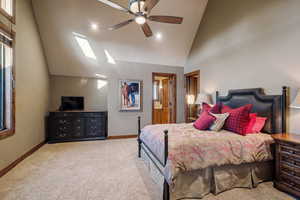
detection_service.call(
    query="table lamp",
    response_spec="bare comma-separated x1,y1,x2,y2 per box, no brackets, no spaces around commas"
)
290,89,300,109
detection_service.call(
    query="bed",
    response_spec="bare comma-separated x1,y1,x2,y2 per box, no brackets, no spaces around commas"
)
137,87,287,200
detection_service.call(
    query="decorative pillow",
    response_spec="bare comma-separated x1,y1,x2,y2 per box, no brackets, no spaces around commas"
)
193,110,216,131
209,112,230,132
252,116,267,133
221,104,232,113
222,104,253,135
246,113,267,134
202,103,221,114
246,113,257,133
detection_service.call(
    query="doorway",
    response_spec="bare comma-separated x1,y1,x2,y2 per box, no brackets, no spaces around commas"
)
185,70,200,123
152,73,177,124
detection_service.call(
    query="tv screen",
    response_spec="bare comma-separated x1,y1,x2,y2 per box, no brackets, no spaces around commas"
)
61,96,84,111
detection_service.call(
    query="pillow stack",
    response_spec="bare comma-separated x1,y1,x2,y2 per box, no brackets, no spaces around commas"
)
194,103,229,131
193,103,267,135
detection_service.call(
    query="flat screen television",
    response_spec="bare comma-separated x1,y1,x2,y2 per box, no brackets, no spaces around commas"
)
61,96,84,111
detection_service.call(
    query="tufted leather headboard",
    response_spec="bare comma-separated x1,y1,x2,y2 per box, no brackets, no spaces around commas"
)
216,87,287,134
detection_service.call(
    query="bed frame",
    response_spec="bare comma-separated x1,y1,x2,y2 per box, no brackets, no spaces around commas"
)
138,87,288,200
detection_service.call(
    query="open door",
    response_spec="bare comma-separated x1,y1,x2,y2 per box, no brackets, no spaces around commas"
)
152,73,177,124
185,70,200,123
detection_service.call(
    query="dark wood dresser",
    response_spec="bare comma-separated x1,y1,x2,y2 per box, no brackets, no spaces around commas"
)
47,111,107,143
272,133,300,198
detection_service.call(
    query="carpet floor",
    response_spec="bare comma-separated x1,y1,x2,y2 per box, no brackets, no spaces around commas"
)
0,139,295,200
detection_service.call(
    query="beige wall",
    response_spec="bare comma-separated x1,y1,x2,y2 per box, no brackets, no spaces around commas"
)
185,0,300,133
50,76,107,111
48,62,185,136
0,0,50,171
47,64,185,137
106,61,185,136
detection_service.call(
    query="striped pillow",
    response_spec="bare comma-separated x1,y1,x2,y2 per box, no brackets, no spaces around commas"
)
209,112,230,131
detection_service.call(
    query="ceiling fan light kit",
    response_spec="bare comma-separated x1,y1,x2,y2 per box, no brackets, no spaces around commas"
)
129,0,146,13
97,0,184,37
135,16,146,25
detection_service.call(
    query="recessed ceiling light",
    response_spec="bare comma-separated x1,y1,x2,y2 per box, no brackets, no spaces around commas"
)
104,49,116,64
91,23,99,31
97,80,108,90
155,32,162,40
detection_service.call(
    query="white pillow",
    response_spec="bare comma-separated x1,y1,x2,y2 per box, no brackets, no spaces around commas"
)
209,112,230,132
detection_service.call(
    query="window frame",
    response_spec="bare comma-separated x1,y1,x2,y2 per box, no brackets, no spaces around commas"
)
0,22,15,139
0,0,16,24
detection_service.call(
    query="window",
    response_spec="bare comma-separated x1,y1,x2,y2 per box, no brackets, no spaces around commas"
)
0,23,15,138
0,0,15,23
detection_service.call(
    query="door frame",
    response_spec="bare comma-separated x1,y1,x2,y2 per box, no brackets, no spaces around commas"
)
184,70,200,123
152,72,177,124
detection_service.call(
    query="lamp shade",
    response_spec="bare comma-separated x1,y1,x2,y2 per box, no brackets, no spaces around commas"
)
290,89,300,109
195,93,212,105
187,95,195,105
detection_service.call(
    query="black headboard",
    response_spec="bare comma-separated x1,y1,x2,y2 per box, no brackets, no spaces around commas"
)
216,87,287,134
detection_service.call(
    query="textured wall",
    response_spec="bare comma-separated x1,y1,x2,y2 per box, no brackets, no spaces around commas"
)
0,0,50,170
50,76,108,111
185,0,300,133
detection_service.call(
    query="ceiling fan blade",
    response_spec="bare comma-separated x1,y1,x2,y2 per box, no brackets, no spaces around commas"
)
108,19,134,30
97,0,135,15
148,16,183,24
141,23,153,37
144,0,159,12
138,0,141,12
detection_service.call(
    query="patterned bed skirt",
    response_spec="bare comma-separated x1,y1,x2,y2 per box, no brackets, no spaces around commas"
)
141,144,273,200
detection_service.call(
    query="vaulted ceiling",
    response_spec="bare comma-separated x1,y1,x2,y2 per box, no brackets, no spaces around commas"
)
32,0,208,77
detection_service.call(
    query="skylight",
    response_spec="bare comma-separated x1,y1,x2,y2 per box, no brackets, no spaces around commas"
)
1,0,13,16
104,49,116,64
73,32,97,60
95,74,107,79
97,80,107,90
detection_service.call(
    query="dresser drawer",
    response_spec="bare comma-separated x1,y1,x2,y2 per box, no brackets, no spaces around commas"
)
50,112,81,118
81,112,106,118
280,171,300,192
280,142,300,154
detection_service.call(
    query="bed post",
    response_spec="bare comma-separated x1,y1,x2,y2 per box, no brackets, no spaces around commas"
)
138,116,142,158
216,91,220,103
282,86,287,133
164,130,169,166
163,130,170,200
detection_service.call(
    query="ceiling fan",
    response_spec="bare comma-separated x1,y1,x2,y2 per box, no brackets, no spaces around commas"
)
97,0,183,37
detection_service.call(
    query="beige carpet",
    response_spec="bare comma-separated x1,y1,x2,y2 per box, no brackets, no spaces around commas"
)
0,139,295,200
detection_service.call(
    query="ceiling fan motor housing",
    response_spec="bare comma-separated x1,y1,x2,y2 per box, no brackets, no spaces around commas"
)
129,0,146,13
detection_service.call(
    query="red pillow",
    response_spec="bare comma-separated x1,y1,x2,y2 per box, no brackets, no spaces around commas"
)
202,103,221,114
246,113,257,133
252,116,267,133
222,104,253,135
193,110,216,130
221,105,232,113
246,113,267,134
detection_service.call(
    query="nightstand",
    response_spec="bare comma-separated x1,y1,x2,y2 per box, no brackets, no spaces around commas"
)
272,133,300,198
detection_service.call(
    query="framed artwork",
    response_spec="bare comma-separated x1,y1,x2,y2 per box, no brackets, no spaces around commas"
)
119,80,142,111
